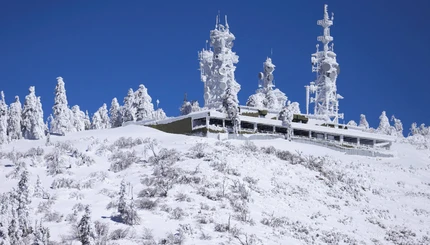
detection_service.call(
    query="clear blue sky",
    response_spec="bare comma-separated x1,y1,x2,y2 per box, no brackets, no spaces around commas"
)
0,0,429,134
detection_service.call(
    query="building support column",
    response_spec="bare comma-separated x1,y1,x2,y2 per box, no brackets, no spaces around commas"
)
254,123,258,133
340,135,344,144
373,139,376,148
357,137,360,146
309,131,312,138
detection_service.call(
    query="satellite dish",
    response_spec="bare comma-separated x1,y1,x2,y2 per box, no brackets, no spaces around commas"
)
329,72,336,79
204,92,209,101
266,73,274,82
335,64,340,75
321,62,331,73
258,72,264,80
219,81,227,90
265,65,274,73
219,67,226,75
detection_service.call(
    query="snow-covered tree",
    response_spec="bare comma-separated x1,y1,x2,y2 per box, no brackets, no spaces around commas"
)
91,112,101,130
377,111,391,135
152,108,167,121
122,88,136,123
223,86,240,134
91,104,110,130
265,90,279,110
16,169,31,237
77,206,94,245
410,122,419,136
289,102,301,115
109,98,122,128
21,86,45,140
117,180,127,216
134,84,154,121
84,110,91,130
0,91,8,145
246,93,266,109
391,115,404,138
33,220,50,245
7,96,22,141
347,120,357,127
51,77,74,135
122,196,140,226
71,105,86,132
180,100,200,116
279,103,294,140
359,114,369,129
33,175,43,198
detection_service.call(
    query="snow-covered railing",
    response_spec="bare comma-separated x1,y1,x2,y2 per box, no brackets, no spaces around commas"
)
292,137,395,158
227,133,285,141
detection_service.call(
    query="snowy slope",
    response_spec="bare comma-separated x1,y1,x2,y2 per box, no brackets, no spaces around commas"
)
1,125,429,244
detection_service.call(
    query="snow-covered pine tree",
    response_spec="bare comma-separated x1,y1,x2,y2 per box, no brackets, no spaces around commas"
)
122,88,136,123
71,105,86,132
289,102,301,115
7,96,22,141
0,91,8,145
122,196,140,226
99,103,110,129
33,175,43,198
377,111,391,135
16,169,31,237
117,180,126,216
152,108,167,121
51,77,74,135
223,85,240,134
77,206,94,245
21,86,45,140
91,111,101,130
279,103,294,140
246,93,265,109
33,220,50,245
410,122,419,136
180,100,192,115
84,110,91,130
180,99,201,116
134,84,154,121
359,114,370,129
391,115,404,138
91,104,110,130
109,98,122,128
264,90,279,110
347,120,357,127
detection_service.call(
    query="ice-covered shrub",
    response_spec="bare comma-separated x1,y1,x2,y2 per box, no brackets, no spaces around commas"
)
175,192,191,202
136,198,158,210
109,150,138,172
260,146,277,155
109,228,130,240
24,147,44,158
170,207,186,220
44,211,63,222
45,148,67,176
188,143,209,159
75,152,95,166
94,221,110,245
54,141,77,153
241,140,258,152
36,200,55,214
385,226,417,245
51,177,79,189
260,212,288,228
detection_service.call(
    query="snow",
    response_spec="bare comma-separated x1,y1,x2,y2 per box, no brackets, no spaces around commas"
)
1,124,429,244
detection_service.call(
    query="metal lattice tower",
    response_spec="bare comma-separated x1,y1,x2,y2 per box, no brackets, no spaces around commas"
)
305,4,343,123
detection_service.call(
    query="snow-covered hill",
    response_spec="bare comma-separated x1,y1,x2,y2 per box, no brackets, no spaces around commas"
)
1,125,429,244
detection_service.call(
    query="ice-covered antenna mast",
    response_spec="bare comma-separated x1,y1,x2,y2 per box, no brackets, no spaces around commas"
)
317,4,334,57
305,4,343,123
